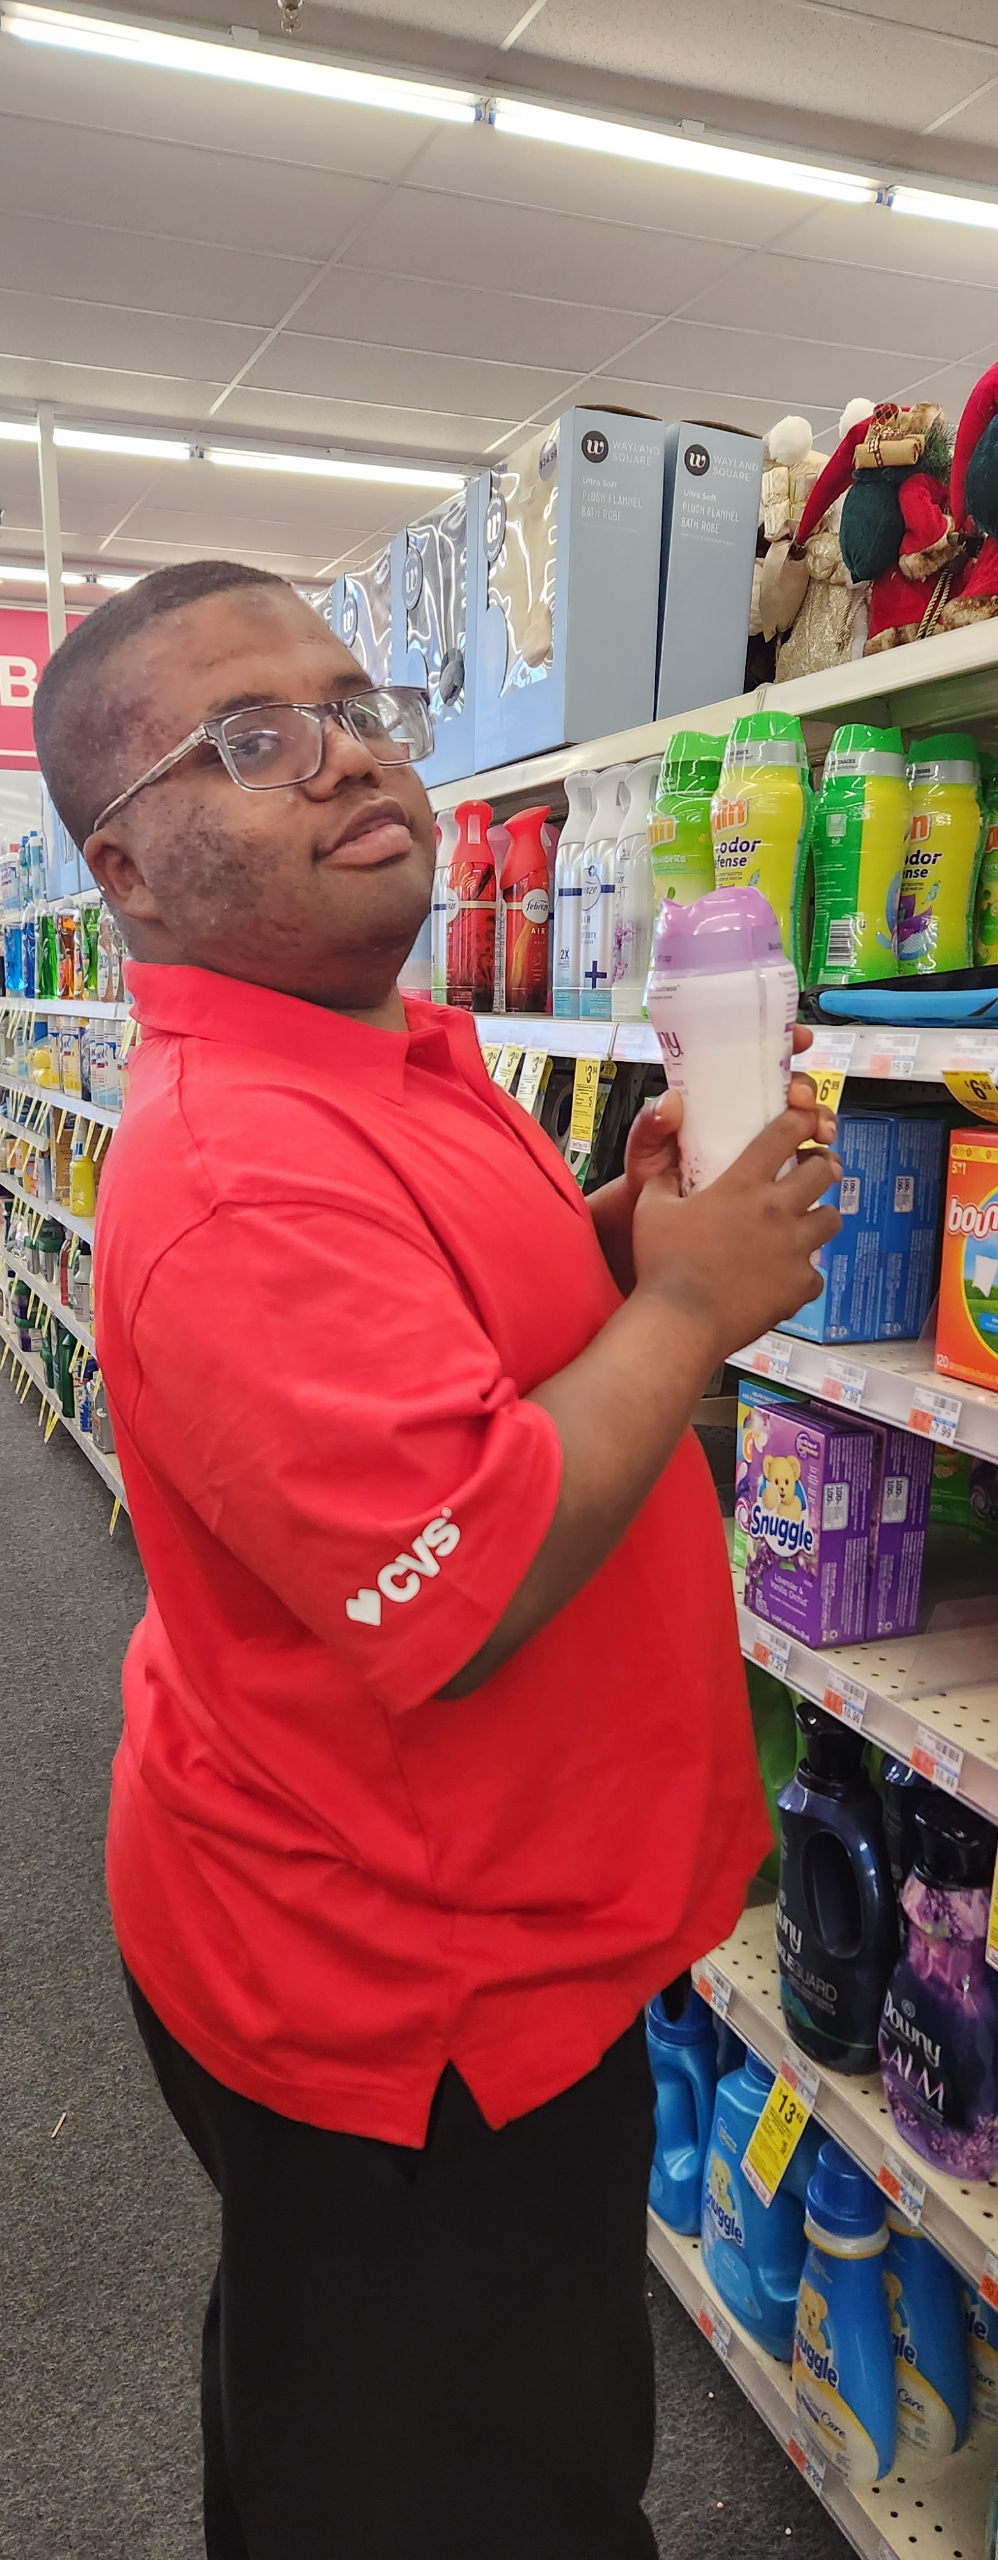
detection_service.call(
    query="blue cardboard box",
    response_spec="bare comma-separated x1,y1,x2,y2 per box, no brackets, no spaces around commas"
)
780,1116,894,1344
656,422,763,719
880,1116,946,1339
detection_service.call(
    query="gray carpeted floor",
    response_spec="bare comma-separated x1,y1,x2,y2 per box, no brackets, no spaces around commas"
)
0,1376,850,2559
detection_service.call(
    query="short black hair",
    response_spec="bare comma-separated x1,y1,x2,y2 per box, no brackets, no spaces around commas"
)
33,558,291,848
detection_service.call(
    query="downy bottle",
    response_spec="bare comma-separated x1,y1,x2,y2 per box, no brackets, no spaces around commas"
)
552,772,594,1018
879,1793,998,2180
880,1756,932,1931
578,765,628,1020
776,1704,899,2072
646,1982,717,2238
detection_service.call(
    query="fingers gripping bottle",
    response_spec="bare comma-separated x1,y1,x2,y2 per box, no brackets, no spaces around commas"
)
793,2141,896,2488
552,772,594,1018
648,731,725,915
645,886,797,1194
611,753,660,1022
579,764,629,1020
430,813,459,1004
711,710,812,983
498,803,552,1014
898,732,985,976
809,723,908,985
445,798,496,1012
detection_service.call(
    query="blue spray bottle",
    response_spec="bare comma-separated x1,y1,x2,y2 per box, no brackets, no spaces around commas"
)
646,1983,717,2236
793,2140,896,2487
883,2209,969,2454
700,2049,822,2361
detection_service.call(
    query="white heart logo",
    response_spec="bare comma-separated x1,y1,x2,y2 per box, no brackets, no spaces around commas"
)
345,1587,382,1627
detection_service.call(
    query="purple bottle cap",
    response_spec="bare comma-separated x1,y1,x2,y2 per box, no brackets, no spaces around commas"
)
652,885,786,975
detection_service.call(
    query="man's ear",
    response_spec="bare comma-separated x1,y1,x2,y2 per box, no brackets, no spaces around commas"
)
84,828,163,926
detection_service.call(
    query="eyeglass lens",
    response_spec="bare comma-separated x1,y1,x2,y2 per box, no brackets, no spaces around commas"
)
217,690,431,788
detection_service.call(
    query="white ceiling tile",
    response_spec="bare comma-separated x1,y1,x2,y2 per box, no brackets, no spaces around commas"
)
772,202,998,289
920,85,998,144
0,355,228,418
408,126,815,251
619,318,903,409
217,384,515,455
849,0,998,38
295,266,648,369
136,472,410,534
567,376,841,443
119,503,390,552
0,114,387,260
0,292,261,384
682,249,998,360
0,211,314,328
893,355,993,412
247,331,575,418
347,185,751,310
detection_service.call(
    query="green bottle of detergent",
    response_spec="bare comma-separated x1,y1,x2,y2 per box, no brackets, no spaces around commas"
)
648,732,725,915
809,723,908,986
974,753,998,968
899,731,985,976
711,710,812,983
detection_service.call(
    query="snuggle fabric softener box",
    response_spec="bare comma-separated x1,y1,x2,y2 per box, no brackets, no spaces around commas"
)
743,1402,875,1648
864,1421,934,1641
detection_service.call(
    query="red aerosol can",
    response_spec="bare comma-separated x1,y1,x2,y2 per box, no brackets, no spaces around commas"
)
446,798,496,1011
499,804,552,1013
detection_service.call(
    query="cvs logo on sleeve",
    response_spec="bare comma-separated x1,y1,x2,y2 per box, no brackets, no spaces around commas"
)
345,1511,461,1628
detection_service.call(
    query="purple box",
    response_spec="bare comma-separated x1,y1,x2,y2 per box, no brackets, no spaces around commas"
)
864,1421,933,1640
743,1403,875,1649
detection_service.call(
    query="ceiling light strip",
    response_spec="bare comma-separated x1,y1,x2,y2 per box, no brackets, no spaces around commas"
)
491,96,876,204
0,1,479,119
205,448,462,487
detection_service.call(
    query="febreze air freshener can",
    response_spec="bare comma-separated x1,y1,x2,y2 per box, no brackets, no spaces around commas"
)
898,731,984,976
711,710,811,982
809,723,908,985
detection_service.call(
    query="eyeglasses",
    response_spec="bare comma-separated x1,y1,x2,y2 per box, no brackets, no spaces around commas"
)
90,685,434,835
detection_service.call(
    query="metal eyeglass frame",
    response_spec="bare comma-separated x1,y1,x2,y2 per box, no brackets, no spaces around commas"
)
89,685,434,836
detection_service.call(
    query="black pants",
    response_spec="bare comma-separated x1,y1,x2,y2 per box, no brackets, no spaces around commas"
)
127,1973,660,2560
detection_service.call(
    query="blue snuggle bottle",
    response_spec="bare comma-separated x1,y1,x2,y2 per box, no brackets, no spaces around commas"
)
883,2209,970,2454
793,2139,896,2486
647,1982,717,2236
700,2048,821,2360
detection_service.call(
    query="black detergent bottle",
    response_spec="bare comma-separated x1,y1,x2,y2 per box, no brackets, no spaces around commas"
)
776,1705,900,2073
880,1756,933,1929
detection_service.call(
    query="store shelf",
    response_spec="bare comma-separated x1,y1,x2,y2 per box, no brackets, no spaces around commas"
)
0,994,128,1020
0,1310,125,1510
0,1171,94,1244
1,1074,120,1129
430,619,998,814
647,2212,992,2560
472,1014,998,1084
4,1249,94,1355
735,1591,998,1829
700,1902,998,2291
733,1330,998,1466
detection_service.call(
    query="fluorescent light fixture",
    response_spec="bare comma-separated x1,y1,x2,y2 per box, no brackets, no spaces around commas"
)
887,183,998,233
1,3,479,120
96,572,140,587
207,446,464,489
0,420,38,443
492,96,877,203
0,563,87,583
55,426,191,458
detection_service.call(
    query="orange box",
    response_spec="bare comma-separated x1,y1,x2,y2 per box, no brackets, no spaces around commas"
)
936,1129,998,1392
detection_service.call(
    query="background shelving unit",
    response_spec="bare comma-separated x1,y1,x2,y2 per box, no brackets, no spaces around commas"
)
0,1307,125,1510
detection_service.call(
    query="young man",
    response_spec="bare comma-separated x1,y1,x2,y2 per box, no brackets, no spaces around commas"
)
34,561,839,2560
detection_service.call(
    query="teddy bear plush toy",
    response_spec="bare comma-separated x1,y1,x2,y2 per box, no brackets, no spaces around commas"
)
791,401,962,655
940,358,998,628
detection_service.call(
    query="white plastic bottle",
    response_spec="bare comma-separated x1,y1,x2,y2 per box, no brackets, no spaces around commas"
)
612,753,660,1022
430,811,458,1004
579,765,629,1021
552,772,594,1018
645,886,798,1194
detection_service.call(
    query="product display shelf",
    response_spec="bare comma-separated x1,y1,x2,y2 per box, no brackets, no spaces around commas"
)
0,1308,126,1509
735,1590,998,1829
733,1329,998,1466
0,1171,94,1245
5,1248,94,1356
646,2211,992,2560
2,1074,120,1131
430,617,998,817
0,994,128,1021
698,1900,998,2290
474,1015,998,1084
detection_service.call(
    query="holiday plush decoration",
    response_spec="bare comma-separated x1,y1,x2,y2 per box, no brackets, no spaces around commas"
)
775,397,877,681
940,359,998,628
756,416,829,640
792,401,961,655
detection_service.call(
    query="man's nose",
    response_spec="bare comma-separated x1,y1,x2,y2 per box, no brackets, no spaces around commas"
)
299,711,383,798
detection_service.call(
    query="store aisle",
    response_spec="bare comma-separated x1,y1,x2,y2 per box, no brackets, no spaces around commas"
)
0,1383,849,2560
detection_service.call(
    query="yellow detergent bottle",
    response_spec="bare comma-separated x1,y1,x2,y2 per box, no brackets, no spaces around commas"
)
69,1123,96,1220
973,754,998,968
809,723,908,985
711,709,812,982
648,731,725,911
898,730,985,976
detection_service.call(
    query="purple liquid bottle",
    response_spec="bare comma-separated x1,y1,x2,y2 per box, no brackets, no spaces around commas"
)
879,1794,998,2182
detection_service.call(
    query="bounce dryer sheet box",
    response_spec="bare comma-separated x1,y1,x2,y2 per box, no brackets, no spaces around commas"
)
863,1419,933,1641
743,1400,876,1650
326,550,396,686
880,1115,946,1339
779,1115,895,1346
391,479,485,790
473,408,667,771
656,422,764,720
936,1129,998,1394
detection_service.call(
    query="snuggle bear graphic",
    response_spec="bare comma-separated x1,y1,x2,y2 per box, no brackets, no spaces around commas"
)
760,1455,806,1521
796,2279,831,2355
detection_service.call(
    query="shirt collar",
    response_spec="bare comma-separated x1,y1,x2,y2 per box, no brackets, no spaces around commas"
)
126,963,482,1101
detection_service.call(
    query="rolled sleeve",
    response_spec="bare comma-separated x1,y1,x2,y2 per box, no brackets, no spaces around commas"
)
128,1199,563,1708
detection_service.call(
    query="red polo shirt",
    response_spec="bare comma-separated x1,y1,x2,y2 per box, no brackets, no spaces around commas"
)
98,963,767,2144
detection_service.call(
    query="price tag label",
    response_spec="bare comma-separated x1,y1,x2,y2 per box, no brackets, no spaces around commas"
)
819,1356,867,1410
493,1044,524,1092
515,1050,549,1117
787,2432,826,2495
746,1332,793,1382
693,1958,730,2020
942,1067,998,1125
697,2303,732,2362
742,2050,820,2206
821,1671,867,1730
807,1066,848,1114
877,2147,926,2224
907,1384,962,1445
480,1045,501,1076
910,1725,965,1795
979,2251,998,2313
748,1619,792,1679
867,1031,920,1080
570,1055,602,1147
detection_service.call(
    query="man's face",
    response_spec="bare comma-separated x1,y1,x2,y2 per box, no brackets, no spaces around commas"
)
85,584,437,1008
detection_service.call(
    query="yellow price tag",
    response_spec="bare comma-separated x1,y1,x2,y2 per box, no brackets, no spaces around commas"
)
742,2052,819,2205
808,1067,846,1115
516,1051,550,1117
942,1068,998,1125
480,1045,501,1077
493,1044,524,1092
570,1055,602,1147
